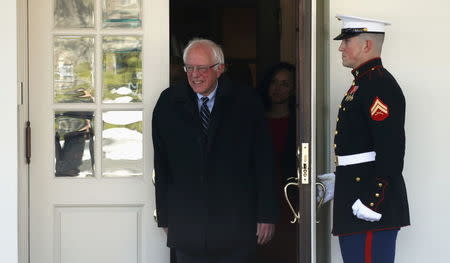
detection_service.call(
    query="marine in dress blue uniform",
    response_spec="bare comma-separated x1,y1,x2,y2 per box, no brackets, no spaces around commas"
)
331,15,410,263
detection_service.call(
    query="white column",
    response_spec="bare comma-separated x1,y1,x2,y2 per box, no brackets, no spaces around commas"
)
0,0,18,262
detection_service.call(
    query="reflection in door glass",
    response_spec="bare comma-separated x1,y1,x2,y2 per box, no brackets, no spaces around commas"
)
102,36,143,103
102,0,142,28
54,0,94,28
102,111,143,177
54,36,95,103
54,111,95,177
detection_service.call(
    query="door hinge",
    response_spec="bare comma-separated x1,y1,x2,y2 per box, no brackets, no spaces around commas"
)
25,121,31,164
18,81,24,105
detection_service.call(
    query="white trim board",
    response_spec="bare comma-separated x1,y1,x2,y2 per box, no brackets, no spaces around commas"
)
0,0,18,262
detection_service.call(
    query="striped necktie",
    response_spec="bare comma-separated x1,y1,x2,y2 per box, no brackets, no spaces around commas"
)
200,97,210,136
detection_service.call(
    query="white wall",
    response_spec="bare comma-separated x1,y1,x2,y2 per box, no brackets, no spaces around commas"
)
328,1,450,262
0,0,18,262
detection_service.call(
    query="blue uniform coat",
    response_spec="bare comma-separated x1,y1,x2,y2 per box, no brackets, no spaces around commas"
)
333,58,410,235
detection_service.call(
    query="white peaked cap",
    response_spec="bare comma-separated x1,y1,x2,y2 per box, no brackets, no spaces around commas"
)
334,15,391,40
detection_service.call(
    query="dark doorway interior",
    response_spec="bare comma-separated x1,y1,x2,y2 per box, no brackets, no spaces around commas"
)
169,0,298,262
170,0,285,88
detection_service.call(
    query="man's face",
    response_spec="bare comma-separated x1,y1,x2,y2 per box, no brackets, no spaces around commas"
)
185,44,223,96
338,36,365,69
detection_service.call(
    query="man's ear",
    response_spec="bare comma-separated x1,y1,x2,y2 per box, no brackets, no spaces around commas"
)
364,39,373,53
216,64,225,77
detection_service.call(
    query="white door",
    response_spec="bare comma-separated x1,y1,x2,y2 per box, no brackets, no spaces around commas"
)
28,0,169,262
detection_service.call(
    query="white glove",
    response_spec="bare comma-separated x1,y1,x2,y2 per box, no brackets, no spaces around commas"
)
317,173,335,203
352,199,382,222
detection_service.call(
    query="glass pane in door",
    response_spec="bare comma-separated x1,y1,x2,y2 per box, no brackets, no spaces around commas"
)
102,0,142,28
54,111,95,177
54,0,95,28
54,36,95,103
102,36,143,103
102,111,143,177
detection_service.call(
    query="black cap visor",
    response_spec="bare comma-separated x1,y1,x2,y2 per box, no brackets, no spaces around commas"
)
334,28,385,40
333,32,362,40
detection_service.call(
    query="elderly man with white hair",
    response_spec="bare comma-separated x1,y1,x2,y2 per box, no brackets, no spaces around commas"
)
152,38,278,263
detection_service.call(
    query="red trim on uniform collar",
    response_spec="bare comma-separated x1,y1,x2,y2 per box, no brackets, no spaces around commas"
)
352,57,383,78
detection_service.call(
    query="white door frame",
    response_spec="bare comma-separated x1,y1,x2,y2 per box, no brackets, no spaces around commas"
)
18,0,30,261
2,0,19,263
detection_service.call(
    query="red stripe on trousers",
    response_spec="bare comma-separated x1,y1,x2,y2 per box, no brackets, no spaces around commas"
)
365,231,373,263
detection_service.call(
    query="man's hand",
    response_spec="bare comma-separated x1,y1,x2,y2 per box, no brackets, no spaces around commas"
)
163,227,168,234
256,223,275,245
352,199,382,222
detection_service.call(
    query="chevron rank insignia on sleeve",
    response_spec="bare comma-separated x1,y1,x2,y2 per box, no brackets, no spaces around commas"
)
370,96,389,121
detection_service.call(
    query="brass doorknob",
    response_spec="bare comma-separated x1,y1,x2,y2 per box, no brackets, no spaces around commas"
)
284,180,300,224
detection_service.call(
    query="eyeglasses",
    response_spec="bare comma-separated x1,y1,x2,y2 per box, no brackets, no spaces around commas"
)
183,63,219,74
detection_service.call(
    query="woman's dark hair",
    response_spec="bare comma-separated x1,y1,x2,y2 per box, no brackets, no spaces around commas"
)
258,62,296,112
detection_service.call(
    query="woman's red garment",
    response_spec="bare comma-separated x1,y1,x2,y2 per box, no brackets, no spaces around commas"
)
256,116,297,263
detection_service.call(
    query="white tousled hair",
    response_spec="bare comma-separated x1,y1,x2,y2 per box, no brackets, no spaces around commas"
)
182,38,225,65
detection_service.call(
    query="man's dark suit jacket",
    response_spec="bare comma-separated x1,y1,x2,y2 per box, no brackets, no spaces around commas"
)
152,75,278,254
